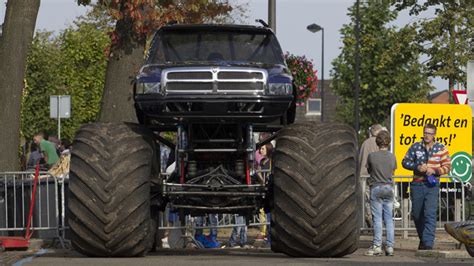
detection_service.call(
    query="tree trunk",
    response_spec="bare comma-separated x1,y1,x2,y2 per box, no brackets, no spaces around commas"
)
0,0,40,171
98,19,145,123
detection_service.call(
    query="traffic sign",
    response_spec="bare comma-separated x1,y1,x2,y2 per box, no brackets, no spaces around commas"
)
452,90,468,104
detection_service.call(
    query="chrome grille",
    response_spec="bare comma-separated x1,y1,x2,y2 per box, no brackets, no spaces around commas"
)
218,82,264,91
166,83,213,91
168,72,212,80
163,67,267,94
218,72,263,80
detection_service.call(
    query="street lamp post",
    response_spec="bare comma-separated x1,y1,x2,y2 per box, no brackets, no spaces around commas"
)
354,0,361,134
268,0,276,33
306,23,324,122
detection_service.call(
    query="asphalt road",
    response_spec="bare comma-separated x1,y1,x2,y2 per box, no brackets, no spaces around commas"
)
13,247,474,266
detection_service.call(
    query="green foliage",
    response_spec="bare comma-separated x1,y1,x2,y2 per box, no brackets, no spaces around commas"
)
21,20,110,141
394,1,474,90
284,52,318,105
22,32,63,140
331,1,433,136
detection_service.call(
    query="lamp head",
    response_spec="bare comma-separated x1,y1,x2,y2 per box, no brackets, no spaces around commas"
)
307,23,322,33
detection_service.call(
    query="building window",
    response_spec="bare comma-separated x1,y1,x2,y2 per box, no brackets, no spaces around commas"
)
306,98,321,115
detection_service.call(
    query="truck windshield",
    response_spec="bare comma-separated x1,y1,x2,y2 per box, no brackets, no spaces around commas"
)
149,29,285,65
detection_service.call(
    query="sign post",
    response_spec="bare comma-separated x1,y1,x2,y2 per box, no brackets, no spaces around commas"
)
468,60,474,116
50,95,71,140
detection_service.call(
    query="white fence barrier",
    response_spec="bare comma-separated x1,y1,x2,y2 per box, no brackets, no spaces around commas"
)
0,171,67,247
5,170,468,248
360,175,469,238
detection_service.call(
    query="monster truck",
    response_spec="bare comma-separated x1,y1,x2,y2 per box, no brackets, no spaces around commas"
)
68,23,360,257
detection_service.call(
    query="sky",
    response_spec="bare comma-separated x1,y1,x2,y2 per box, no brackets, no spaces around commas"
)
0,0,446,91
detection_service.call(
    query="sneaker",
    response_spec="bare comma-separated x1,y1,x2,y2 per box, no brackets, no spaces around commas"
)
418,242,433,250
365,245,383,256
385,246,394,256
255,234,265,241
242,244,253,249
161,237,170,249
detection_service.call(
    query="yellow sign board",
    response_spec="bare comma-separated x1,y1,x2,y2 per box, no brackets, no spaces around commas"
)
391,103,472,182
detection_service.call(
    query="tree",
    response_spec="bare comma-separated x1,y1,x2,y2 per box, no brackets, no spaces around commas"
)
0,0,40,171
22,18,110,142
331,1,433,136
77,0,234,123
394,1,474,102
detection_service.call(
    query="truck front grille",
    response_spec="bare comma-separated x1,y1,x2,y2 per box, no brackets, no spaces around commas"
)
166,83,213,91
167,72,212,80
218,82,264,91
217,72,264,80
162,67,267,94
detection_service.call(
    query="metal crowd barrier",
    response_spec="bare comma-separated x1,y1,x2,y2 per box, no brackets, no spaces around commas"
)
0,171,68,247
3,170,469,248
159,213,267,231
360,175,468,238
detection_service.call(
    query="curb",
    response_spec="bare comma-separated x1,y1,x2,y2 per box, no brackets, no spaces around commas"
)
415,249,472,259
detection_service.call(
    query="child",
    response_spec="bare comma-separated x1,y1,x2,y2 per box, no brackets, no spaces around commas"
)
365,130,397,256
256,143,273,242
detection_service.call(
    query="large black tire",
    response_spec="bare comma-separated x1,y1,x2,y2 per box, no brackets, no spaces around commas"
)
271,122,360,257
68,123,156,257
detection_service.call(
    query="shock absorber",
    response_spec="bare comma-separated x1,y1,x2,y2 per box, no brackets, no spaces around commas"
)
235,160,244,178
246,124,255,185
188,161,197,178
177,125,187,184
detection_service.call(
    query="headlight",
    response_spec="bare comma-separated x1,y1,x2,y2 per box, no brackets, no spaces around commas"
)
136,82,161,94
267,83,293,95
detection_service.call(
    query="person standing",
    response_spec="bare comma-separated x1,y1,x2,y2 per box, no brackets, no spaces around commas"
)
402,123,451,250
359,124,383,227
225,215,249,248
26,142,44,170
255,143,273,242
33,132,59,169
365,131,397,256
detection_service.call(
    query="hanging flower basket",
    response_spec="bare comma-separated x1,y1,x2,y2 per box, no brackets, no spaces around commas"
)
285,52,318,106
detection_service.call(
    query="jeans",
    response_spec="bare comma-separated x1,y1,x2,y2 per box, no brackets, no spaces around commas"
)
195,214,218,236
370,184,394,247
229,215,247,246
410,182,439,248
